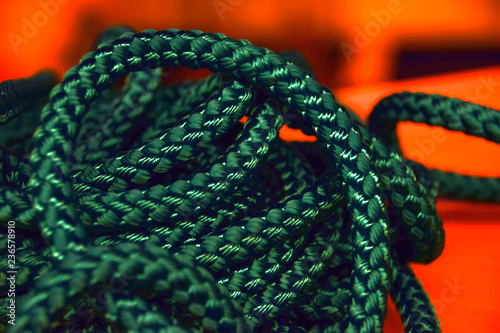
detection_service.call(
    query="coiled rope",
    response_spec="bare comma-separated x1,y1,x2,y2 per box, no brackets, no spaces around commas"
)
0,26,499,333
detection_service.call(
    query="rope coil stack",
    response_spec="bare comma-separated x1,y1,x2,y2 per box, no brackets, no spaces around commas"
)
0,26,499,332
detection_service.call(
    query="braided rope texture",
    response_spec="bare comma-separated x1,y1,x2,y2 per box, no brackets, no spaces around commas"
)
0,26,499,332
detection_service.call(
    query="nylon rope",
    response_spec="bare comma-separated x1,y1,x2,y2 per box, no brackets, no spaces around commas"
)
0,26,498,333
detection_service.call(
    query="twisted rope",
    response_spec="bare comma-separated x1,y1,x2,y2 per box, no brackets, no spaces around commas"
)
369,91,500,202
0,26,498,332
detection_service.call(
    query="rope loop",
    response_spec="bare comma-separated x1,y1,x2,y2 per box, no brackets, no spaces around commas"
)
1,25,497,332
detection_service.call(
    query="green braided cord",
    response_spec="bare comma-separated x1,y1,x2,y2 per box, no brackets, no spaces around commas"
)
72,78,254,194
0,71,57,126
0,150,31,190
389,255,441,333
431,170,500,201
74,26,164,169
72,88,120,171
0,78,254,229
72,67,163,167
77,91,274,235
368,91,500,201
3,26,498,332
13,243,249,332
0,27,422,330
140,74,228,143
0,72,57,190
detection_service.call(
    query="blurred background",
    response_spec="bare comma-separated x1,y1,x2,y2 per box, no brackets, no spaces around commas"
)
0,0,499,86
1,1,499,332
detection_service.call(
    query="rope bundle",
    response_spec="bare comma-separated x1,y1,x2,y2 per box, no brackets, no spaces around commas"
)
0,26,499,333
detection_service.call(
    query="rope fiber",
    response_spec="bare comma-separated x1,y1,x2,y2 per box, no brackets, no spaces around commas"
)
0,26,499,333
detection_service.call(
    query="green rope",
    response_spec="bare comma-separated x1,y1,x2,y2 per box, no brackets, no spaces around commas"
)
369,91,500,202
0,26,498,332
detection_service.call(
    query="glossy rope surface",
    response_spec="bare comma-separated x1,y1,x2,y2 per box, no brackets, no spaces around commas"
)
0,27,498,333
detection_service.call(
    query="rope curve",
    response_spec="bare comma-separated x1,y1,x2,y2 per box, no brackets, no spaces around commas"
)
0,26,498,333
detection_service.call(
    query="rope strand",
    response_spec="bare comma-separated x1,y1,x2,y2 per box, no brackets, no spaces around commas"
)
1,26,497,332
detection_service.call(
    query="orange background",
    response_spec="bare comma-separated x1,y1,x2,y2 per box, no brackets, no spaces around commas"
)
1,1,499,332
336,68,500,333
